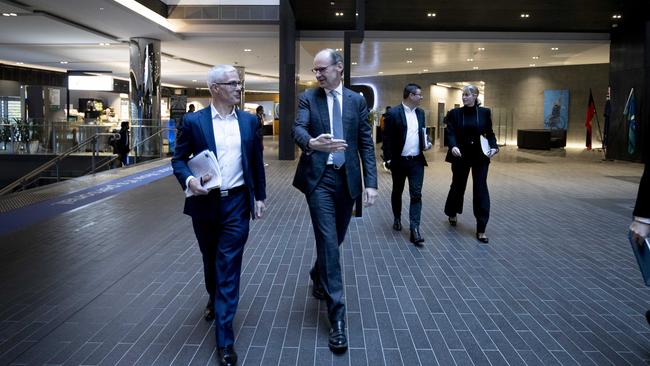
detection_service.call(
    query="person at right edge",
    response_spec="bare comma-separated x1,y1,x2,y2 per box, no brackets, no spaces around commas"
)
382,83,430,245
444,85,498,243
630,137,649,323
293,48,378,354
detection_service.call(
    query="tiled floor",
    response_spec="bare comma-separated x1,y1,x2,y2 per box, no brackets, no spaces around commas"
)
0,142,649,366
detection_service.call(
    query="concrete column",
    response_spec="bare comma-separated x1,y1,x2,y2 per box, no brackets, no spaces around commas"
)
278,0,297,160
129,37,161,158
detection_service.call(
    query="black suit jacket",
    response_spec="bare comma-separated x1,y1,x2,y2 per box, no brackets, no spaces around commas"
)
171,106,266,220
634,162,649,218
445,105,498,163
381,103,428,167
292,87,377,199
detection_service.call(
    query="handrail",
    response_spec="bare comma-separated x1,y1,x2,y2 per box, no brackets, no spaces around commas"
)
132,127,174,164
0,132,119,196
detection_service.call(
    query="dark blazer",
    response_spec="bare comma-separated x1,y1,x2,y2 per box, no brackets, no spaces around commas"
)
292,87,377,198
381,103,428,166
171,106,266,220
634,162,649,218
445,105,498,162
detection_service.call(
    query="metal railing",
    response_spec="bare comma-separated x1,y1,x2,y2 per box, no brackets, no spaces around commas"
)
0,132,119,196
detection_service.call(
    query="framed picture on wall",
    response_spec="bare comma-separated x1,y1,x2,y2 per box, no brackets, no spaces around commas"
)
543,90,569,130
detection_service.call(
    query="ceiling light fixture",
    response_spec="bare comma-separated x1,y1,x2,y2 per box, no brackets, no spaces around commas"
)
112,0,176,32
532,56,539,59
529,64,536,67
335,12,344,16
423,69,429,72
335,48,342,52
478,47,485,51
192,79,197,82
437,83,452,88
406,60,413,64
551,47,559,51
405,47,413,51
244,48,252,52
378,71,383,74
59,61,68,64
16,62,24,65
330,1,335,5
427,12,436,17
351,62,357,65
2,13,17,16
612,14,622,19
467,58,474,62
473,66,479,70
520,13,530,18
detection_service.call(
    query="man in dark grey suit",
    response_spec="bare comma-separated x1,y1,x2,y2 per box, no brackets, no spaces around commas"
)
292,48,378,353
382,83,430,245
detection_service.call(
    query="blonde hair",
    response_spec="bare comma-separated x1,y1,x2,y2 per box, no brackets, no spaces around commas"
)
462,85,481,106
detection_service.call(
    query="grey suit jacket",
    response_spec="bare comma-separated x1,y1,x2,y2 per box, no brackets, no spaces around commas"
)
292,87,377,199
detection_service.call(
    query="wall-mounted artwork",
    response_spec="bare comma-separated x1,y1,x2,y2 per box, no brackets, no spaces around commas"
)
543,90,569,130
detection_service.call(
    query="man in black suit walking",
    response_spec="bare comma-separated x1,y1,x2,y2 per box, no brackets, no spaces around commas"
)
292,48,378,353
382,83,430,245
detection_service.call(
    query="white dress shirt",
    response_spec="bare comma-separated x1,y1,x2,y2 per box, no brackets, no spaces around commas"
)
323,83,344,165
401,103,420,156
185,104,244,193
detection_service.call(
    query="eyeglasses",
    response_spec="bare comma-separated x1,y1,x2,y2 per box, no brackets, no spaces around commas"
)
213,81,243,88
411,93,423,98
311,63,336,74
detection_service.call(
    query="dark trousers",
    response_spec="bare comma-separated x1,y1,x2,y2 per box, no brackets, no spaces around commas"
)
306,166,354,323
191,190,250,347
444,156,490,233
391,158,424,230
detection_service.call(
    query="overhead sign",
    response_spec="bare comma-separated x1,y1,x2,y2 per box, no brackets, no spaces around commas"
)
68,75,113,91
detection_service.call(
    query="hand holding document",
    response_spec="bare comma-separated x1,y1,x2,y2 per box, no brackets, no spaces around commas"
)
186,149,222,197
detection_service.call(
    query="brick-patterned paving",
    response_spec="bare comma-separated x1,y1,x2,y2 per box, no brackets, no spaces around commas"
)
1,144,649,365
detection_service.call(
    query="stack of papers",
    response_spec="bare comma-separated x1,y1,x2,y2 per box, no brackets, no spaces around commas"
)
186,149,222,197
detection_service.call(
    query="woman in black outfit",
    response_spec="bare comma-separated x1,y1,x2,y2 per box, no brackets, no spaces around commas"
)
444,85,498,243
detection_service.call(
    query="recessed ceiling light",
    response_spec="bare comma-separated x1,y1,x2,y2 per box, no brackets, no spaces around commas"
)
529,64,536,67
99,43,110,46
16,62,24,65
405,47,413,51
520,13,530,18
244,48,252,52
406,60,413,64
59,61,68,64
612,14,622,19
351,62,357,65
99,7,104,10
10,12,17,16
2,13,11,16
192,79,197,82
532,56,539,59
378,71,383,74
422,69,429,72
467,58,474,62
473,66,479,70
335,12,343,16
477,47,485,51
427,12,436,17
335,48,342,52
551,47,559,51
330,1,335,5
355,12,358,16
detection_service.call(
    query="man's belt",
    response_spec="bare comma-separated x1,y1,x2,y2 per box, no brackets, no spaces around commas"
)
220,185,247,197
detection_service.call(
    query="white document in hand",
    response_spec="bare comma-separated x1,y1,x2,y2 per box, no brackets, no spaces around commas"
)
480,135,491,157
186,149,222,197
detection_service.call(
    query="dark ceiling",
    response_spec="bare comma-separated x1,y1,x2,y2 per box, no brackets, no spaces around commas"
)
290,0,629,33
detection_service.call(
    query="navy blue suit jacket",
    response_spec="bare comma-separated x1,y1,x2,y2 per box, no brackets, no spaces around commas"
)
292,87,377,199
171,106,266,220
381,103,428,166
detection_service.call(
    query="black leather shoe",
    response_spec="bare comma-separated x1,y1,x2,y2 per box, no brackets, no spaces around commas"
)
476,233,489,243
309,269,326,300
328,320,348,354
410,228,424,246
218,345,237,366
204,299,215,321
645,310,650,325
448,216,457,227
393,218,402,231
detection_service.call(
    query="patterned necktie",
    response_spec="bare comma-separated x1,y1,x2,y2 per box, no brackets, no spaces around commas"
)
330,90,345,168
